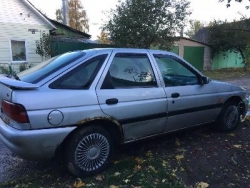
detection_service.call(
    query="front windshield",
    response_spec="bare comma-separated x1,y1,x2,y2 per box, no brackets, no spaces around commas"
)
19,51,85,84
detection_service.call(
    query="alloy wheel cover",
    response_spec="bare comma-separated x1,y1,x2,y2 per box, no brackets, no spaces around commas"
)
75,133,110,171
224,105,239,129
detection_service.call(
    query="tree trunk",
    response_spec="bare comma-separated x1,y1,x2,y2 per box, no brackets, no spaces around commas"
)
239,49,247,71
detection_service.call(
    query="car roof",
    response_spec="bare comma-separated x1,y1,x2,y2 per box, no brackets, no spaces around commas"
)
86,48,176,56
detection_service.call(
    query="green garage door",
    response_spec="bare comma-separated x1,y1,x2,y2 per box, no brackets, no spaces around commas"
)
171,46,179,55
183,46,204,71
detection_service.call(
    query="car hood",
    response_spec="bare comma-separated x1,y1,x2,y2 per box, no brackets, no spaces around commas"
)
210,79,245,93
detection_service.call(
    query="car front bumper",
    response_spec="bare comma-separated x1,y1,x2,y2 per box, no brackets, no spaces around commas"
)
242,98,248,115
0,117,76,160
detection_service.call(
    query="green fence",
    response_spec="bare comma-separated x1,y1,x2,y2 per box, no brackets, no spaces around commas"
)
51,41,116,56
52,41,181,57
171,46,179,55
212,51,244,70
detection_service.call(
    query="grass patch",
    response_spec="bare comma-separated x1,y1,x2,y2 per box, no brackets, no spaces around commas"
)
202,69,250,80
0,151,185,188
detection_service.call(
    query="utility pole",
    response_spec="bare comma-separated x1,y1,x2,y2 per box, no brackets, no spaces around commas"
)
62,0,68,26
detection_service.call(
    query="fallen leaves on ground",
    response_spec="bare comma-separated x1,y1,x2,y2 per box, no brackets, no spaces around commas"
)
113,160,119,164
134,165,141,171
73,178,85,188
175,138,181,146
175,154,184,162
109,185,119,188
148,165,157,173
123,179,130,183
228,133,236,137
196,182,209,188
162,160,168,167
134,157,144,164
95,175,104,181
114,172,121,176
146,150,153,158
233,144,242,148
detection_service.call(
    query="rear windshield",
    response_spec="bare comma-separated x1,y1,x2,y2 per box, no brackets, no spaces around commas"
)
18,51,85,84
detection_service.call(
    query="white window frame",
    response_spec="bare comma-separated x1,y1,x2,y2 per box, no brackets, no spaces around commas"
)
10,39,28,63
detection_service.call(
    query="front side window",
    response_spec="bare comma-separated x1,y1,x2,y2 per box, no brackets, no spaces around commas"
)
102,53,157,89
154,54,199,86
11,40,26,62
50,54,108,89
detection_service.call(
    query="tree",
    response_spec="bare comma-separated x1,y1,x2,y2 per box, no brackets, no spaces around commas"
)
219,0,249,9
55,0,89,32
185,20,205,39
97,31,110,44
55,9,63,22
103,0,191,50
36,31,54,60
208,19,250,70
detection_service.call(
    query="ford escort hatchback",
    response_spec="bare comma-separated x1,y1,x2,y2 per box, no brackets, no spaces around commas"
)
0,48,248,177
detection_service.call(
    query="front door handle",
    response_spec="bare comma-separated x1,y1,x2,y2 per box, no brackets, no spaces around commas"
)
171,93,180,98
106,98,118,105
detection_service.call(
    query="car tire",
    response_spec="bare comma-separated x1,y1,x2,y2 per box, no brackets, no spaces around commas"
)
217,101,240,132
65,125,114,177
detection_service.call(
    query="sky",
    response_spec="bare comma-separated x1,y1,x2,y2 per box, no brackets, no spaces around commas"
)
29,0,250,40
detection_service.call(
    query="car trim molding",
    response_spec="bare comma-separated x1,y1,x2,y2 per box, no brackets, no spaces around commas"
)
119,103,223,124
168,103,223,116
119,112,167,125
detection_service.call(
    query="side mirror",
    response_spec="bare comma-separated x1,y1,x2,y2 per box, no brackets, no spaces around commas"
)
200,76,210,85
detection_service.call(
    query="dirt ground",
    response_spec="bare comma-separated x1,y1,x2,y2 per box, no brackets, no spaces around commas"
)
138,121,250,188
169,75,250,187
167,75,250,188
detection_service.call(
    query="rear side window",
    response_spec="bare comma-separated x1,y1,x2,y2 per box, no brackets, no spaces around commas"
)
102,53,157,89
19,51,85,84
50,54,108,89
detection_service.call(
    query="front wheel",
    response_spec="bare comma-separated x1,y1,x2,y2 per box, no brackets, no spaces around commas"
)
217,101,240,132
65,126,114,177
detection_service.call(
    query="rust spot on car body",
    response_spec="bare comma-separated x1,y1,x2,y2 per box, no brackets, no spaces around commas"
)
76,116,120,126
76,116,123,143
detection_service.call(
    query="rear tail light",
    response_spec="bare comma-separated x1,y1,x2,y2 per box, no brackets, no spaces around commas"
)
1,100,29,123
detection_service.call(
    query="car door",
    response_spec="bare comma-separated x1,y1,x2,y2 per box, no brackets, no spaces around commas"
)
151,53,222,132
96,49,167,142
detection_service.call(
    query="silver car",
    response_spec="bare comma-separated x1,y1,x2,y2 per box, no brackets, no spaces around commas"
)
0,48,248,177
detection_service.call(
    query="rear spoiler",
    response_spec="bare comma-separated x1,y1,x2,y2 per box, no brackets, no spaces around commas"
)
0,77,39,89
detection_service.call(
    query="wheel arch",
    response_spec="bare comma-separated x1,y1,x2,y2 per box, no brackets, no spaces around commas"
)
224,96,245,115
55,117,124,158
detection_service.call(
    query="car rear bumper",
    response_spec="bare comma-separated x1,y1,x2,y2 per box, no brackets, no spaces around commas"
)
0,117,76,160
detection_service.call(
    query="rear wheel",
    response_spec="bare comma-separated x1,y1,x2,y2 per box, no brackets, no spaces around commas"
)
65,126,114,177
217,101,240,132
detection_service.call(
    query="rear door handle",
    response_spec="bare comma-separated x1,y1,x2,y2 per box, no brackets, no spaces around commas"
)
106,98,118,105
171,93,180,98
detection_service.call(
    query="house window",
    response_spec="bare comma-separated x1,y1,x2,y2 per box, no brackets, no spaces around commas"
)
11,40,27,62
